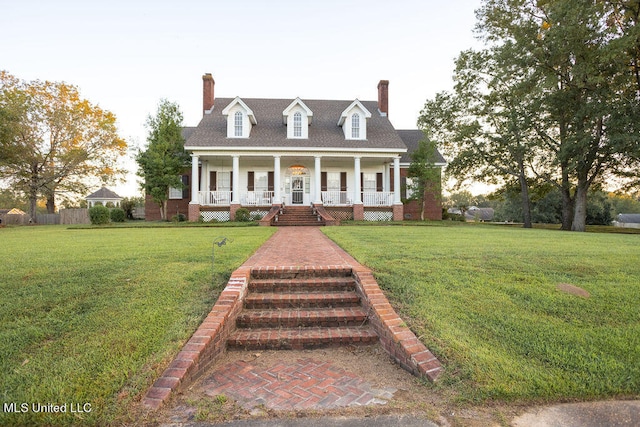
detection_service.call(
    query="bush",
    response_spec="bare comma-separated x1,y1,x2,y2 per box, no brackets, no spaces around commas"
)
110,208,126,223
234,208,251,222
89,205,110,225
171,213,186,222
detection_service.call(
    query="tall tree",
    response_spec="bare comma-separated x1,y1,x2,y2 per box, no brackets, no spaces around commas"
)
136,99,190,221
419,44,539,228
423,0,640,231
406,136,441,221
0,71,127,219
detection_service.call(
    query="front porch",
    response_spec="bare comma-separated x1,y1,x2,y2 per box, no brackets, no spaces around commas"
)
187,152,405,223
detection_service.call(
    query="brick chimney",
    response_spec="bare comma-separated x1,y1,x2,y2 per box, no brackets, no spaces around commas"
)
377,80,389,117
203,73,215,114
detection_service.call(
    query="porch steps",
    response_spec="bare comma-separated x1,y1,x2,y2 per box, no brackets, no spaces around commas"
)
228,267,378,350
272,206,325,226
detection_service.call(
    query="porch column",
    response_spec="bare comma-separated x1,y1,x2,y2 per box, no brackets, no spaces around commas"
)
393,156,401,204
384,162,391,192
353,156,362,204
353,156,363,220
273,155,281,205
231,155,240,203
190,154,199,203
188,154,200,222
314,156,322,205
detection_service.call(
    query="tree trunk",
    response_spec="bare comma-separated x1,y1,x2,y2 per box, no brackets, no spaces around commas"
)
46,193,56,214
160,200,167,221
571,180,589,232
560,163,573,230
518,161,532,228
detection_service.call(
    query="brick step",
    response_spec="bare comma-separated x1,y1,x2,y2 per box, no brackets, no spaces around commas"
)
236,307,367,328
227,326,378,350
274,207,325,226
250,266,353,280
244,291,360,309
249,277,356,293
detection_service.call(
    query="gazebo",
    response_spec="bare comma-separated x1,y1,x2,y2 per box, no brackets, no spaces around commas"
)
86,187,122,208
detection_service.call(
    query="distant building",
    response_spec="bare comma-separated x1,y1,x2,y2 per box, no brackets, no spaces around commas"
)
614,213,640,229
86,187,122,208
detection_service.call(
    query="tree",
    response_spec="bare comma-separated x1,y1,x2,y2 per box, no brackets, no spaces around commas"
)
0,71,127,220
419,44,538,228
136,100,190,221
422,0,640,231
406,136,441,220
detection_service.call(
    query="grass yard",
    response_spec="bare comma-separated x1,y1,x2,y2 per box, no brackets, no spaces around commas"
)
0,225,275,426
323,225,640,404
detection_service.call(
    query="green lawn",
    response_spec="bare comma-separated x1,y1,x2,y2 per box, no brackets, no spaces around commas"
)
0,225,275,426
323,225,640,404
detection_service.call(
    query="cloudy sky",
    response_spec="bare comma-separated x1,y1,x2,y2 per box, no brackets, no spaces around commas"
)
1,0,484,197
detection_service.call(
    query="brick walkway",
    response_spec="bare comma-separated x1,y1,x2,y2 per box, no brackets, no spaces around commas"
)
242,226,355,268
197,227,396,411
144,226,443,414
201,358,397,411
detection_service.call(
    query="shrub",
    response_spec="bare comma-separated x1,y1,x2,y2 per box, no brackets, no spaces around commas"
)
110,208,126,223
89,205,110,225
171,213,186,222
234,208,251,222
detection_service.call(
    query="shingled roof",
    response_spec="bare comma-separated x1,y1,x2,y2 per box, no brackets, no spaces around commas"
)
86,187,122,200
397,129,446,164
185,98,407,152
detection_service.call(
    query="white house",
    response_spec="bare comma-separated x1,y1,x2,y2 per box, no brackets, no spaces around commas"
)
145,74,445,224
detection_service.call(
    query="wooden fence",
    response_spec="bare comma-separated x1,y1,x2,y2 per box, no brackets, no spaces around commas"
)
36,213,60,224
0,214,30,225
60,208,90,224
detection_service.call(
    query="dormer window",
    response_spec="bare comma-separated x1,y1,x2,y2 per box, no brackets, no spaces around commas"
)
338,99,372,140
222,97,257,138
234,111,243,137
293,112,302,137
351,113,360,139
283,98,313,139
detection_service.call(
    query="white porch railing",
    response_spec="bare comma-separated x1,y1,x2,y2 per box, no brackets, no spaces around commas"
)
321,191,351,206
199,191,231,206
321,191,394,207
363,192,394,207
241,191,274,206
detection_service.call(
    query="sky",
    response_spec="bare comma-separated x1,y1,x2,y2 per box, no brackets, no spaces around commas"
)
1,0,484,198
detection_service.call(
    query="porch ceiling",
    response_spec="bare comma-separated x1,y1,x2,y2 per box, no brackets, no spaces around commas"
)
197,154,398,168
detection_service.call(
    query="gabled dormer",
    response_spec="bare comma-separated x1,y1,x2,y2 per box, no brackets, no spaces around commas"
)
338,99,372,140
283,98,313,139
221,97,257,138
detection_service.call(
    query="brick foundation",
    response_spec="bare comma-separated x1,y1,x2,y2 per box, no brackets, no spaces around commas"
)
353,204,364,221
393,204,403,221
229,203,241,221
188,203,200,222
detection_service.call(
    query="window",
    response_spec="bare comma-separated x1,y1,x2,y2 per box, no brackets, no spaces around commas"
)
218,171,231,191
327,172,341,191
234,111,243,137
362,173,377,192
293,112,302,137
351,113,360,139
254,172,268,191
169,175,189,199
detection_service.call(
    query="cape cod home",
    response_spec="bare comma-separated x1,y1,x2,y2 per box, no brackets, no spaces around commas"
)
144,74,445,224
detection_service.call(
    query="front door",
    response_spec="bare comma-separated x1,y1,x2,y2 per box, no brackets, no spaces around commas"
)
291,176,304,204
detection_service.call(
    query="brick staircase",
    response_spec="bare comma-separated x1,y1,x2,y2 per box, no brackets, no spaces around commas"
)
228,267,378,350
273,205,325,226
